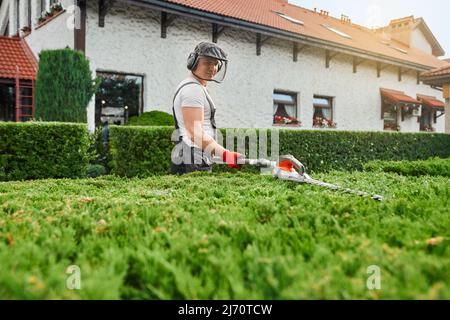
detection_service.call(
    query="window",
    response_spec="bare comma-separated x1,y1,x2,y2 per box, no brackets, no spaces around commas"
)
380,41,408,54
40,0,46,14
321,24,352,39
28,0,32,27
16,0,20,34
273,91,299,125
381,100,399,131
272,11,304,26
95,71,144,126
313,96,335,128
0,83,16,122
420,108,434,132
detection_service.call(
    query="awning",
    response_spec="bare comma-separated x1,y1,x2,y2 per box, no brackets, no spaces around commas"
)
417,94,446,109
380,88,421,106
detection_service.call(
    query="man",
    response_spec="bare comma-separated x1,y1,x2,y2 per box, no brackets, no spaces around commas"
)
171,42,244,174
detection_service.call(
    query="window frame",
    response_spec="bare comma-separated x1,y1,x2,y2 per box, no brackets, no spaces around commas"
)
272,90,299,126
381,99,399,131
313,95,334,128
95,70,145,127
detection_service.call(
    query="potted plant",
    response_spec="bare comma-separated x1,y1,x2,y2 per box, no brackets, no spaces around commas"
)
51,3,63,13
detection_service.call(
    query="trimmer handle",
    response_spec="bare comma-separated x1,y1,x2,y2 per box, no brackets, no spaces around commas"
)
242,158,275,168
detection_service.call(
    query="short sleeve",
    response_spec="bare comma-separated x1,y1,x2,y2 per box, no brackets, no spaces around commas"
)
179,84,206,109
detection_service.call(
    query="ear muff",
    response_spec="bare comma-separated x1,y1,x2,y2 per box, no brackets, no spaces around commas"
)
187,52,198,71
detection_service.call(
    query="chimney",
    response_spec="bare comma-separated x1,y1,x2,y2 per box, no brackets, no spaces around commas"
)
341,14,350,24
319,10,329,17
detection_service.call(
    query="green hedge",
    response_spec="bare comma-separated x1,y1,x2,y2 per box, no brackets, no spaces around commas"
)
0,122,90,181
109,127,450,177
364,157,450,177
109,126,174,177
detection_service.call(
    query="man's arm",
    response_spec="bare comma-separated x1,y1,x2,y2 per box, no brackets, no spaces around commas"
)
182,107,226,158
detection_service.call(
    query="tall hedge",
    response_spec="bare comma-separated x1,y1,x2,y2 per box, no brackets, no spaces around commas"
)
0,122,90,181
108,127,450,176
35,48,101,122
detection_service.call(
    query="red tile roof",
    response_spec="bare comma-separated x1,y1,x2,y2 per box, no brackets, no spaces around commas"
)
421,64,450,77
417,94,445,108
380,88,421,105
0,36,38,80
167,0,447,69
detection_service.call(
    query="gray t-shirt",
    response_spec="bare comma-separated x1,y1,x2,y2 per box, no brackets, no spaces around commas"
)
173,76,216,148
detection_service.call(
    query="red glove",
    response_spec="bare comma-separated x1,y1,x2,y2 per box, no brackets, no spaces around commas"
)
222,150,245,169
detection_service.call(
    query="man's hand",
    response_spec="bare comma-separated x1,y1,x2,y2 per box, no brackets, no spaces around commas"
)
222,150,245,169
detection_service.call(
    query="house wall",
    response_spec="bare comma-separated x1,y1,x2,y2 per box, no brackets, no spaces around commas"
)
24,8,75,55
84,1,444,133
411,28,433,55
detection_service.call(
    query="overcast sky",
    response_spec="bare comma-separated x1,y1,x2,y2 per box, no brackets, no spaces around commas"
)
289,0,450,59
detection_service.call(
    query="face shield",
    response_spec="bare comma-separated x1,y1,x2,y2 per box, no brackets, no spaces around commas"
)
190,42,228,84
196,55,228,83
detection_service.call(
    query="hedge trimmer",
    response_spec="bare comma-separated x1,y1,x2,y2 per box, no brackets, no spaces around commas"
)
229,155,384,201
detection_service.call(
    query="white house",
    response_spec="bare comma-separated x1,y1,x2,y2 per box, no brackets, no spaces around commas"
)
0,0,448,133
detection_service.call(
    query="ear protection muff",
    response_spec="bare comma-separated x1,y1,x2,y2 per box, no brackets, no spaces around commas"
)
187,52,199,71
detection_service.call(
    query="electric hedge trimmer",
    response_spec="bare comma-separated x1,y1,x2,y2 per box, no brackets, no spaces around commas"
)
223,155,384,201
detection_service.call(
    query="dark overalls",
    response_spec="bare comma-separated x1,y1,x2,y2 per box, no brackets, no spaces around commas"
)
171,82,217,175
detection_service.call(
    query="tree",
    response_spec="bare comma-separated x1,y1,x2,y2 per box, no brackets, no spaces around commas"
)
35,48,101,122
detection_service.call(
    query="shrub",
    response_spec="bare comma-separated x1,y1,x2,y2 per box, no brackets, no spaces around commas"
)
127,111,175,126
0,122,90,181
35,48,101,122
86,164,107,178
364,157,450,177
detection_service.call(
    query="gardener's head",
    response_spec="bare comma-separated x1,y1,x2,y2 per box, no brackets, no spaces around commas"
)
187,42,228,83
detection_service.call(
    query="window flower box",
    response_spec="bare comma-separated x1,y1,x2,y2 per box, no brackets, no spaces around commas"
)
274,115,301,126
37,3,64,28
313,117,337,128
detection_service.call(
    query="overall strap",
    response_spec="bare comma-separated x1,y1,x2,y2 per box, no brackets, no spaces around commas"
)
172,81,199,130
172,81,217,142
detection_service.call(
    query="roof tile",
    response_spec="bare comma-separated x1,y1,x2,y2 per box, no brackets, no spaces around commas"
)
167,0,447,69
0,36,38,80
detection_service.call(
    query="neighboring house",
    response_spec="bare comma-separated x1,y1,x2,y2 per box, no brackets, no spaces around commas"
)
421,64,450,132
0,36,37,122
0,0,448,133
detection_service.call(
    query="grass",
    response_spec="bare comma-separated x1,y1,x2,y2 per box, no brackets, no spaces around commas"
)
0,170,449,299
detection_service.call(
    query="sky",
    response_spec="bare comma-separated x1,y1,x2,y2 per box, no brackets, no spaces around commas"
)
289,0,450,59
